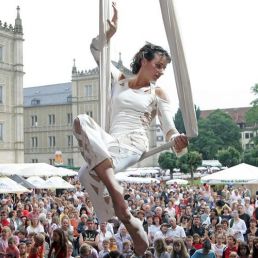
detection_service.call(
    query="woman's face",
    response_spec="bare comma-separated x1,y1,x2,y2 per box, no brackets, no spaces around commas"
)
142,54,168,82
173,243,182,253
52,231,60,242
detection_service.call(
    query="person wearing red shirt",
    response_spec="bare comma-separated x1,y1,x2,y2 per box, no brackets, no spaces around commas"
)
222,235,238,258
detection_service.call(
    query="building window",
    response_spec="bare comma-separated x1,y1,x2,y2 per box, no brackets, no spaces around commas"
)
32,159,38,163
49,159,55,165
0,85,2,104
245,133,250,139
0,123,3,141
31,99,40,105
0,46,3,62
48,114,55,125
67,113,73,124
85,85,93,97
68,158,74,166
31,115,38,127
67,135,73,147
250,132,254,138
86,111,93,118
31,137,38,148
48,136,56,147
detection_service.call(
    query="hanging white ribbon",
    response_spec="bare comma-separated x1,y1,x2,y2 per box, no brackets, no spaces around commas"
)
159,0,198,138
99,0,111,131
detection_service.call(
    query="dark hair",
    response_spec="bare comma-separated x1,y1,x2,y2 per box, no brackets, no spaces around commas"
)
48,228,68,258
237,241,250,256
130,43,171,74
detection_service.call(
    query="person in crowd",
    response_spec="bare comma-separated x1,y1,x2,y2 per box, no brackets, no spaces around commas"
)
0,226,11,256
121,240,133,258
167,217,186,239
67,241,75,258
212,234,226,258
184,235,196,257
153,223,171,244
153,238,169,258
108,237,118,252
187,215,205,237
148,215,162,245
221,205,232,222
170,238,189,258
222,235,238,258
26,216,44,236
246,218,258,240
28,233,45,258
229,210,247,241
48,228,68,258
192,233,203,250
98,222,113,251
5,236,20,258
76,243,98,258
61,215,74,244
18,242,27,258
98,239,110,258
237,241,250,258
79,218,99,251
191,239,216,258
114,224,131,253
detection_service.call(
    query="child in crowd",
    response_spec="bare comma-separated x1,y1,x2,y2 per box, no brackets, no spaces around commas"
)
67,241,74,258
76,243,98,258
18,242,28,258
192,234,203,250
122,240,133,258
5,236,20,258
28,233,45,258
109,237,118,252
99,239,110,258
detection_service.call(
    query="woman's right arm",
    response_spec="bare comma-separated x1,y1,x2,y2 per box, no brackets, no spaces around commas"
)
90,2,118,65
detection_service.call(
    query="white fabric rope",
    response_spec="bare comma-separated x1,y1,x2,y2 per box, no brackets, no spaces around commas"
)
99,0,111,131
159,0,198,138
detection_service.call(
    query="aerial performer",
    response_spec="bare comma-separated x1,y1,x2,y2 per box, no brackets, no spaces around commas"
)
73,1,194,256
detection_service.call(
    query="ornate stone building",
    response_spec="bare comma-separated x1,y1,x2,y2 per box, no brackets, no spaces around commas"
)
0,7,24,163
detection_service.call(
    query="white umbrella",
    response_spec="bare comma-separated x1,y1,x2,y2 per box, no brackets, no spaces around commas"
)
0,163,31,176
44,176,75,189
26,176,47,189
17,163,59,177
166,179,189,185
0,177,30,193
55,167,78,177
201,163,258,184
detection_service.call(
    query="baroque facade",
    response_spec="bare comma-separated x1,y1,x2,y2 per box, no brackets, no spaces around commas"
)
0,7,24,163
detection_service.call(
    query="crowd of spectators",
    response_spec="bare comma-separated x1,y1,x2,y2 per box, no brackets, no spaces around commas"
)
0,175,258,258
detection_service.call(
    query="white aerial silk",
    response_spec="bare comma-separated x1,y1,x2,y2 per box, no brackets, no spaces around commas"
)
159,0,198,138
99,0,111,131
98,0,198,161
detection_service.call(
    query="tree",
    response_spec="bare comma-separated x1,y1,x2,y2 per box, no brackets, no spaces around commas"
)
158,152,177,179
191,110,242,159
243,147,258,166
217,146,241,167
177,151,202,180
174,105,201,134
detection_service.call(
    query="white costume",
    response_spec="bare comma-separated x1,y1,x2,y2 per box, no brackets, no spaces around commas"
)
73,36,178,222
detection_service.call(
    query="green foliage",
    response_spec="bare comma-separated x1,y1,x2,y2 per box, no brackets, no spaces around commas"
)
177,151,202,180
158,152,177,178
217,146,241,167
174,105,201,134
191,110,242,159
246,106,258,126
243,146,258,166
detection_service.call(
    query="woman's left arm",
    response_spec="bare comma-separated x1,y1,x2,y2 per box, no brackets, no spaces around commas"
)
155,87,188,154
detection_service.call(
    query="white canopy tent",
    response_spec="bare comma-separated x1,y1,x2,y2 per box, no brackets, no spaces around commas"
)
26,176,47,189
166,179,189,185
0,177,30,193
115,172,160,184
44,176,75,189
0,163,77,177
201,163,258,184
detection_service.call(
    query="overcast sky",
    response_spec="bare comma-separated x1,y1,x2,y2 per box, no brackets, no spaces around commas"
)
1,0,258,113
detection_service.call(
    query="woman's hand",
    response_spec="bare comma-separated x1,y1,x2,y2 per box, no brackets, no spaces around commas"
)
106,2,118,40
173,134,188,153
